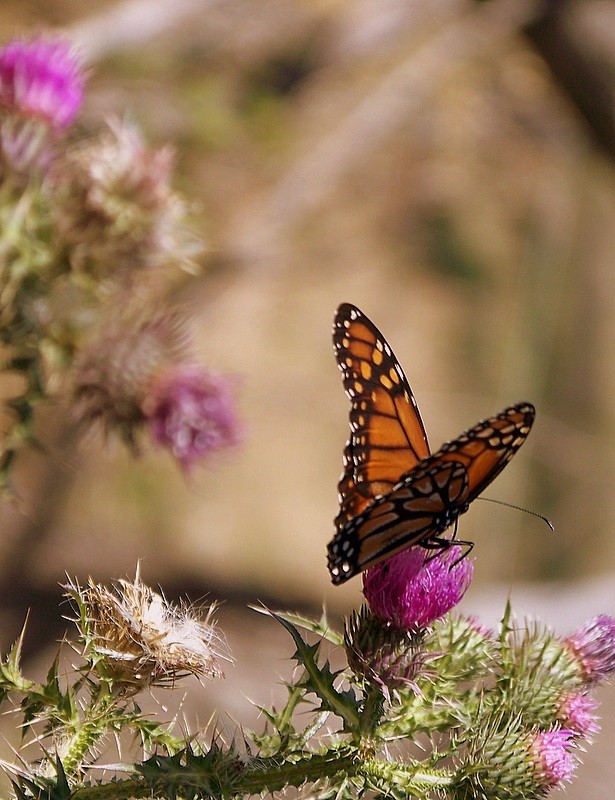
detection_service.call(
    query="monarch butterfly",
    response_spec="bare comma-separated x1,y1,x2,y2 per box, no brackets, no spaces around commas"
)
327,303,535,585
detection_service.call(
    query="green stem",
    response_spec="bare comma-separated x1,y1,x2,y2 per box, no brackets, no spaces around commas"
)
60,692,119,777
278,684,303,734
69,750,453,800
0,175,34,264
61,722,108,778
58,717,107,778
357,687,384,739
0,348,46,495
71,779,148,800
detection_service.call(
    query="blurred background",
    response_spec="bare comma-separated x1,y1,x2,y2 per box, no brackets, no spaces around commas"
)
0,0,613,797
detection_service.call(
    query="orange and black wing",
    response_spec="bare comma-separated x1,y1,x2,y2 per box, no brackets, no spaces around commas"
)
328,402,534,584
333,303,430,531
434,402,535,504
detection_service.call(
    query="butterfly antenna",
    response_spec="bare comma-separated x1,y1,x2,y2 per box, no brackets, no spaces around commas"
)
478,497,554,530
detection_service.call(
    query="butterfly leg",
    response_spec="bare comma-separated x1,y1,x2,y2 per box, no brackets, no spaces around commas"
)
444,518,475,564
446,539,474,567
421,537,454,562
421,536,474,566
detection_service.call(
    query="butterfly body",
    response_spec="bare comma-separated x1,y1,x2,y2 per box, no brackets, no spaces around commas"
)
328,303,535,585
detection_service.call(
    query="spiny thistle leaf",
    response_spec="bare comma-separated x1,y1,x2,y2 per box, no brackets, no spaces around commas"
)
10,758,71,800
20,654,78,733
124,714,184,753
0,621,35,703
270,612,360,730
53,758,71,800
137,746,242,799
254,607,343,646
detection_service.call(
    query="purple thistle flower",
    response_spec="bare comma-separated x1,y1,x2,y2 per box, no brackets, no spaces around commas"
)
564,614,615,683
558,692,600,737
531,730,576,789
0,36,84,130
362,547,474,631
143,365,241,470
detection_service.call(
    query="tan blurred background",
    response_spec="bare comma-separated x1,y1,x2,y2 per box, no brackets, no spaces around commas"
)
0,1,614,797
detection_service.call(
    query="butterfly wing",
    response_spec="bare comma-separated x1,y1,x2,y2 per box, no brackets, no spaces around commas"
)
333,303,430,530
328,402,534,584
435,402,535,503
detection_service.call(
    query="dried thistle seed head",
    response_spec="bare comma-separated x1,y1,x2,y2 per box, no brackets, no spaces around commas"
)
52,118,200,279
68,573,228,688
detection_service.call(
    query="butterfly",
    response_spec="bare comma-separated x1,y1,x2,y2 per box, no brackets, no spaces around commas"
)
327,303,535,585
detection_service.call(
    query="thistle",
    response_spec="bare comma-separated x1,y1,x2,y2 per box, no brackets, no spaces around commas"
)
363,546,475,630
0,35,84,173
0,34,239,492
3,581,612,799
52,119,200,280
0,24,612,800
72,308,241,463
0,572,226,788
68,570,228,688
143,365,241,470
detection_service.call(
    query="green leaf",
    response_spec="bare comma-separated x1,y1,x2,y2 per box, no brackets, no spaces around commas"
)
269,611,360,731
9,757,72,800
137,745,242,799
0,620,35,700
53,758,72,800
252,607,343,646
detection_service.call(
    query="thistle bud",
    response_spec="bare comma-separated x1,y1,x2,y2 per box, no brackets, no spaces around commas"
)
424,615,496,682
456,721,576,799
344,605,428,698
531,730,576,790
564,614,615,683
557,692,600,738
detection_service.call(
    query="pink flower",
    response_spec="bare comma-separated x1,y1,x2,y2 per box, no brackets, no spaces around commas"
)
531,730,576,789
144,366,241,470
362,546,474,631
564,614,615,683
558,692,600,737
0,36,84,129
